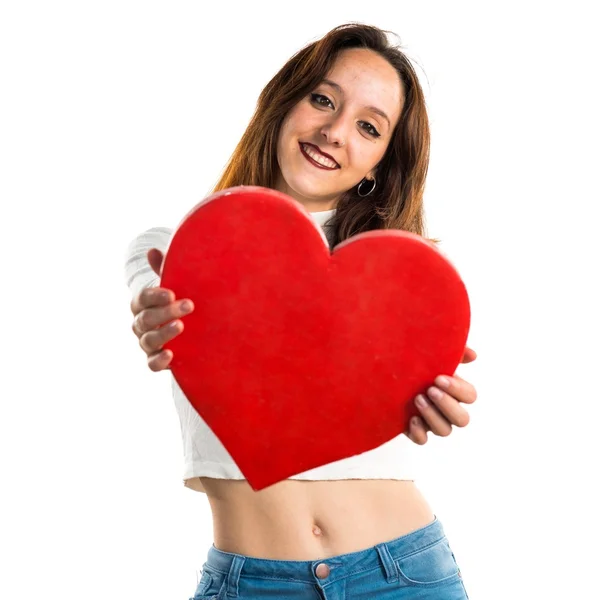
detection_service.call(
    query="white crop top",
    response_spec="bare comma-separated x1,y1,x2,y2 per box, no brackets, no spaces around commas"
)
124,209,417,493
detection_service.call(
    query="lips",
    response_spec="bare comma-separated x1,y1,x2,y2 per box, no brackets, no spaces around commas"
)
299,142,340,169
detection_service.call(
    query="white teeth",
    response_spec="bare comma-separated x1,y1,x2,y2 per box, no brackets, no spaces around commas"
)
302,144,338,168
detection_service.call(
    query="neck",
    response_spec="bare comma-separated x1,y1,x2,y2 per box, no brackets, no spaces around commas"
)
305,201,336,213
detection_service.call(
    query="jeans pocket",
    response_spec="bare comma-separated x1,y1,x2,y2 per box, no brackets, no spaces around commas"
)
191,564,228,600
395,538,462,588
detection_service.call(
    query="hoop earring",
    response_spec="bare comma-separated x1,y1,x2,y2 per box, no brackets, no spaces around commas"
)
357,177,376,197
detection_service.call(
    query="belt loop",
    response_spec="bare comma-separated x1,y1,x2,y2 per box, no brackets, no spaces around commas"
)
376,542,399,584
224,555,245,598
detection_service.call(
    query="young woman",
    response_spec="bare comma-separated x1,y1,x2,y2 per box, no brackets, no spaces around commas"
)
125,23,477,600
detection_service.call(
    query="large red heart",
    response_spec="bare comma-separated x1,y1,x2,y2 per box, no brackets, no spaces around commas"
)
160,186,470,491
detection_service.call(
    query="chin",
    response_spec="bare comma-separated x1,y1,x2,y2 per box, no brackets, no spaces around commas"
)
288,172,337,198
287,180,330,202
278,155,340,203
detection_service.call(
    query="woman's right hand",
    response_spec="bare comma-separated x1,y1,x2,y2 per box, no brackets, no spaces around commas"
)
130,248,195,372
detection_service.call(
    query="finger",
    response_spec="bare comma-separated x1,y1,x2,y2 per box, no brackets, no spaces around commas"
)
425,385,470,428
460,346,478,364
139,318,185,355
133,298,194,337
147,349,173,372
406,416,429,445
415,394,453,437
436,375,477,405
147,248,164,277
130,287,175,315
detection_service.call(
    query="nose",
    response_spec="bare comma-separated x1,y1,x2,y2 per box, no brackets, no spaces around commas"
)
320,114,347,147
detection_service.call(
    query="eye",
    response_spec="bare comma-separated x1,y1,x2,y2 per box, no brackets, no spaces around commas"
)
310,93,381,139
310,93,334,108
360,122,381,138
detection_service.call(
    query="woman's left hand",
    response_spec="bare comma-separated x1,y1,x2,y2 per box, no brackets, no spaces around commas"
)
406,347,478,445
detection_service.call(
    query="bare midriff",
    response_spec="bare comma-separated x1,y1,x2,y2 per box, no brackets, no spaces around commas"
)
194,477,435,560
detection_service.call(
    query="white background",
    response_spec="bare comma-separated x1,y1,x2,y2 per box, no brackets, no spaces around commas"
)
1,1,599,599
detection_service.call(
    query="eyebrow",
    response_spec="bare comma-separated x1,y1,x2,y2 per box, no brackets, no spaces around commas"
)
321,79,391,127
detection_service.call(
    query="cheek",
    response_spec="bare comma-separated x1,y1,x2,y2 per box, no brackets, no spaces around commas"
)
284,104,319,137
278,115,307,165
359,146,388,172
278,116,297,154
277,117,295,159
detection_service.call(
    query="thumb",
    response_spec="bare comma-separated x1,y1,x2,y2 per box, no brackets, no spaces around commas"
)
147,248,164,277
460,346,478,364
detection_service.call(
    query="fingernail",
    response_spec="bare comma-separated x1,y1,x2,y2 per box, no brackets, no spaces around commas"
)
415,395,428,409
412,417,421,427
180,300,192,313
436,376,450,390
428,386,443,401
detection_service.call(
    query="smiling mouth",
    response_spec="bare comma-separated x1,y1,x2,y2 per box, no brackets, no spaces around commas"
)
299,142,340,170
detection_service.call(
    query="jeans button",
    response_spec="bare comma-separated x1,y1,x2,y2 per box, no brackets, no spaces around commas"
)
315,563,330,579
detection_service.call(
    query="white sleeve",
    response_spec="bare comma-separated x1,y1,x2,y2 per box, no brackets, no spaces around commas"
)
124,226,174,298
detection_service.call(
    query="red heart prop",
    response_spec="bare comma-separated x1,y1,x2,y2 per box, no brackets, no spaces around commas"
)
160,186,470,491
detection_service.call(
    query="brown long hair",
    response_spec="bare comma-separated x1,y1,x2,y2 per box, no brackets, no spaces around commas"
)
210,23,435,246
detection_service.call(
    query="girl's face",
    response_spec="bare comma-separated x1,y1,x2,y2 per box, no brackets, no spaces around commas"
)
275,48,404,212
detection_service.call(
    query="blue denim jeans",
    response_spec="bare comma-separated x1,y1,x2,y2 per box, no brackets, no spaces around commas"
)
190,517,469,599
